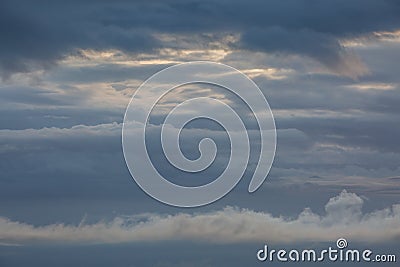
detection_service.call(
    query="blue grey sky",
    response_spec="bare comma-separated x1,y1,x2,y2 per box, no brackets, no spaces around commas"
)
0,0,399,266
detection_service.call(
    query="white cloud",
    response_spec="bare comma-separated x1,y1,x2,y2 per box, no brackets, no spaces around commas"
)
1,190,399,245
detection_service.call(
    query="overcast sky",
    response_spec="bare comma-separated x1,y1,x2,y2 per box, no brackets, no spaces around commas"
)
0,1,399,266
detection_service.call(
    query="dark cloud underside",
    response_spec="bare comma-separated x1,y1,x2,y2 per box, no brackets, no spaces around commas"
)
1,0,400,77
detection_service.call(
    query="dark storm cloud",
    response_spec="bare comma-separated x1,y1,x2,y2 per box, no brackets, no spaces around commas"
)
0,0,160,77
2,0,400,77
239,27,369,78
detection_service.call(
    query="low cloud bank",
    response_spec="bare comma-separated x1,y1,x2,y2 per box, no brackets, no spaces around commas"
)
1,190,399,245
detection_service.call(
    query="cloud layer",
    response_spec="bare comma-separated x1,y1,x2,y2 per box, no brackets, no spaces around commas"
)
2,0,400,77
1,190,399,245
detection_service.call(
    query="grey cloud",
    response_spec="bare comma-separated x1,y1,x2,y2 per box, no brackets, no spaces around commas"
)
2,0,400,77
1,115,399,192
250,73,400,153
0,85,87,107
0,107,124,130
45,63,170,84
0,0,159,78
240,27,368,78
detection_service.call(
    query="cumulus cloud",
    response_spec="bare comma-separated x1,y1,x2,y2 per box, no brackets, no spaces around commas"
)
1,190,399,245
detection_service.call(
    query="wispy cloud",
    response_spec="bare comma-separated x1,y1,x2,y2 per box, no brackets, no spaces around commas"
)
1,190,399,245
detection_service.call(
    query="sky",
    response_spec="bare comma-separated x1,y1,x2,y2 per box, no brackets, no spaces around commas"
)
0,0,400,266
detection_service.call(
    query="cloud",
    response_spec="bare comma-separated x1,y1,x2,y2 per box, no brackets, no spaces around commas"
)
0,122,121,153
1,190,399,245
0,122,126,198
1,117,400,193
2,0,400,78
239,27,369,78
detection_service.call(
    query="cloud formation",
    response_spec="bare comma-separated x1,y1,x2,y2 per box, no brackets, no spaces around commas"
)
1,190,399,245
2,0,400,77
